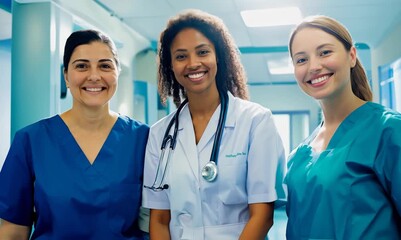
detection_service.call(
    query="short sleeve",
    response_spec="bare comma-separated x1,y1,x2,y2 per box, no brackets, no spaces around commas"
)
374,115,401,216
247,109,287,204
0,130,35,225
142,122,171,210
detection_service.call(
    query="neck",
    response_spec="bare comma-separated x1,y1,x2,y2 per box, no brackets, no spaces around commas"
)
62,104,117,130
320,92,365,126
187,90,221,117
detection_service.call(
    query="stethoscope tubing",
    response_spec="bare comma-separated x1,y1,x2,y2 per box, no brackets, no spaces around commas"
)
146,91,228,190
210,90,228,165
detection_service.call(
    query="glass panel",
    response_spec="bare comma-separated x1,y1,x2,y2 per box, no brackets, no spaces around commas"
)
272,114,290,158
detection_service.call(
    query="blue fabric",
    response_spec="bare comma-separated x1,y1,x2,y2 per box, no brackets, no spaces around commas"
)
285,102,401,239
0,115,149,240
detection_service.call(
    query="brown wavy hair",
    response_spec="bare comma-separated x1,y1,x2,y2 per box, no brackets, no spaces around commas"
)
288,15,372,101
157,9,249,107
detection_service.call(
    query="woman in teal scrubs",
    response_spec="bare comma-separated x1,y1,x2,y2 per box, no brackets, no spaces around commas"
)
286,15,401,239
0,30,149,239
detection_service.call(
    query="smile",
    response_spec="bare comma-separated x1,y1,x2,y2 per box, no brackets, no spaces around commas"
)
308,75,331,85
187,72,206,79
84,87,105,92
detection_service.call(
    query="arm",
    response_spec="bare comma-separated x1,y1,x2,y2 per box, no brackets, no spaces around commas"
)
149,209,171,240
0,219,30,240
239,203,274,240
0,131,34,240
374,117,401,216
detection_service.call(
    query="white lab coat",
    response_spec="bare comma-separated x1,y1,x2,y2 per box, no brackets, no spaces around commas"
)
142,92,286,240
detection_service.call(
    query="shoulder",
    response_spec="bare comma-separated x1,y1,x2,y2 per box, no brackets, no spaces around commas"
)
118,115,150,132
150,109,177,132
363,103,401,146
230,94,272,121
367,102,401,128
9,116,60,151
16,115,59,136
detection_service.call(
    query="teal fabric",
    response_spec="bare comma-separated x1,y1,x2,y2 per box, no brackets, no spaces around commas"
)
285,102,401,239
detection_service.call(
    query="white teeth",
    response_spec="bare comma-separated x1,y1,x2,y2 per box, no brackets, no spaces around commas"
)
310,75,329,84
86,87,102,92
188,72,205,79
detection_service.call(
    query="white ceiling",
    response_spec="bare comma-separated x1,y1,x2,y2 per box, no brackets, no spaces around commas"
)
95,0,401,48
93,0,401,84
2,0,401,84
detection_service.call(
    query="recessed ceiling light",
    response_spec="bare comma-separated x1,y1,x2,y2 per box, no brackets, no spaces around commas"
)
241,7,302,27
267,57,294,75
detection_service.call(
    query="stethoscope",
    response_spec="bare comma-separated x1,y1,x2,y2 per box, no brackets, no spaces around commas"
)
144,90,228,191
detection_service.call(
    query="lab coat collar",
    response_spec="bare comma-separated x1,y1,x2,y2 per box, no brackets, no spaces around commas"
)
177,103,199,180
175,92,237,180
225,91,236,128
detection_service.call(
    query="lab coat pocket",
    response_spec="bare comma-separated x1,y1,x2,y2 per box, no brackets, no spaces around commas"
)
218,157,247,205
108,183,141,235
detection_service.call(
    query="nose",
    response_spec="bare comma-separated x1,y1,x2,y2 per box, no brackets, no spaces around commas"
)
308,56,322,73
88,67,101,81
187,55,201,70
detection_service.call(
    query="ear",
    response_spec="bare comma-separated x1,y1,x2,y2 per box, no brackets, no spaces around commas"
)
349,46,357,68
63,70,69,88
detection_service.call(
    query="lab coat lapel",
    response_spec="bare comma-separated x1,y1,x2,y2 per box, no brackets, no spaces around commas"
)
196,104,221,153
197,92,236,153
177,105,199,180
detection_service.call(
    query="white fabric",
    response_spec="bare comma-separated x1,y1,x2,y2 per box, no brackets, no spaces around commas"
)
142,92,286,239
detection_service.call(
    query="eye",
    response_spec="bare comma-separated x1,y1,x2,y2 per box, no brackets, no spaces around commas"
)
294,57,307,65
100,63,114,70
74,63,88,70
198,49,210,56
174,53,186,61
320,49,332,56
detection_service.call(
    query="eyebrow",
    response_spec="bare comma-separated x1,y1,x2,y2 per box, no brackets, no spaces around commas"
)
316,43,335,50
292,43,335,57
71,59,113,64
172,43,212,53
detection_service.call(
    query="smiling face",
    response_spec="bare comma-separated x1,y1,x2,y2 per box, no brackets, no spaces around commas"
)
170,28,218,98
290,27,357,101
64,41,119,109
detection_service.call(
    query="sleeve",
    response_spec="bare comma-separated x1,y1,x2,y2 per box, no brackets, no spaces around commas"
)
0,130,35,226
142,123,171,210
247,109,287,205
374,115,401,216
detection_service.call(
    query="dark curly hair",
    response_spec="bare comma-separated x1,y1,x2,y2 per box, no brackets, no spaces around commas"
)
157,9,249,107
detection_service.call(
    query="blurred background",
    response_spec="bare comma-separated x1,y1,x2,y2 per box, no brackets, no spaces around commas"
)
1,0,401,238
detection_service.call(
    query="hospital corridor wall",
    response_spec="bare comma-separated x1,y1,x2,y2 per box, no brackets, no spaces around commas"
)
1,1,401,239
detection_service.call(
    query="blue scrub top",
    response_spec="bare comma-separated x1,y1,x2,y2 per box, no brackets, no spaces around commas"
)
285,102,401,239
0,115,149,239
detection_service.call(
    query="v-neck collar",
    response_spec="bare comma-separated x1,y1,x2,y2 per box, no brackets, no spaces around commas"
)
308,102,371,151
54,115,122,170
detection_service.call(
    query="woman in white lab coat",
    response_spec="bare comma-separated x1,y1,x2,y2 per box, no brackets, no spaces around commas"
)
142,9,286,240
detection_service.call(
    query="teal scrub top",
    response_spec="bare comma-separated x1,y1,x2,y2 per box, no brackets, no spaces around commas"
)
0,115,149,239
285,102,401,239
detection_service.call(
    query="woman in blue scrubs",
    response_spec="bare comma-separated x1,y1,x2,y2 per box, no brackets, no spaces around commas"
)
286,15,401,239
0,30,149,239
142,9,286,240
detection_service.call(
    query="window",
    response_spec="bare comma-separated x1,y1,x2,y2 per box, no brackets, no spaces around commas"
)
273,112,310,159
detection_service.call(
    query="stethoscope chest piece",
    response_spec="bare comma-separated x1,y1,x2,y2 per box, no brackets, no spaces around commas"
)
201,161,218,182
